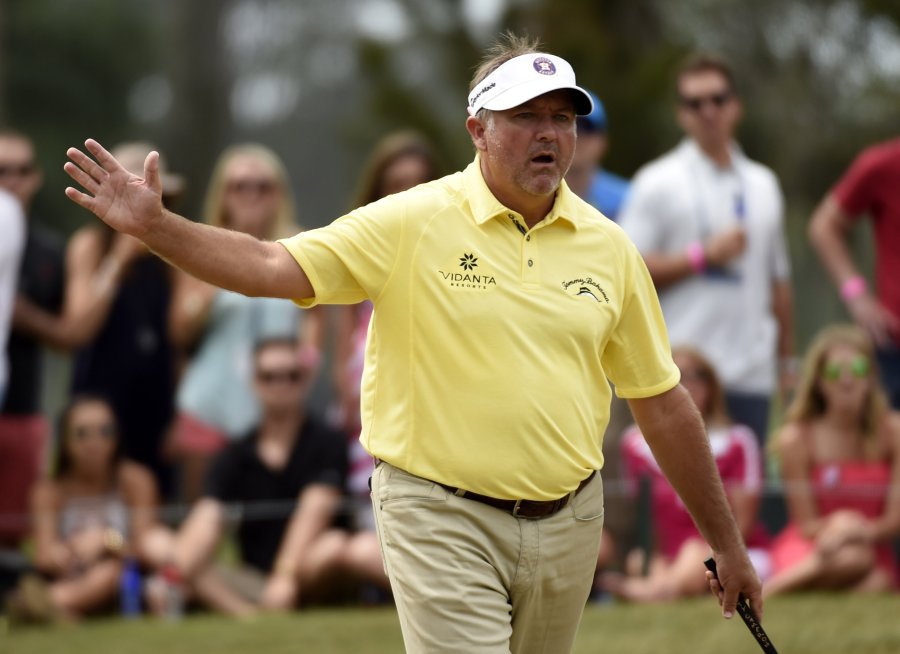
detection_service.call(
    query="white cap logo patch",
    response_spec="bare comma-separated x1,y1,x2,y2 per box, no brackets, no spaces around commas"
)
532,57,556,75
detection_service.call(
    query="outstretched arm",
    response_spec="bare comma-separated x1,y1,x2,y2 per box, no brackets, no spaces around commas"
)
628,384,763,621
65,139,312,300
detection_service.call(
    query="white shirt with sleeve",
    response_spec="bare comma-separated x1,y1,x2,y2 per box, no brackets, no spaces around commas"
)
619,139,790,395
0,190,25,403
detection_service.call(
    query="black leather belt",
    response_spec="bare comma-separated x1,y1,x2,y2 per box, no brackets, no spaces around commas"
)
436,471,596,519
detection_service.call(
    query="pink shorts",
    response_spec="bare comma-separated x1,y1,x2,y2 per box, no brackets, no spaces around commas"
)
0,414,50,544
772,522,898,586
171,412,229,456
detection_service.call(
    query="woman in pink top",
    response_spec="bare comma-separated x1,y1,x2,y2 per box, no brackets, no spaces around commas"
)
603,346,771,602
764,324,900,596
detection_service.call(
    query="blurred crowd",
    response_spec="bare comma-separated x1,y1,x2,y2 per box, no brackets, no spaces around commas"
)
1,51,899,625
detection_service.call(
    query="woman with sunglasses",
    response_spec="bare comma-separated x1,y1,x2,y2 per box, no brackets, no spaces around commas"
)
764,324,900,596
8,394,160,621
601,346,771,602
168,144,324,502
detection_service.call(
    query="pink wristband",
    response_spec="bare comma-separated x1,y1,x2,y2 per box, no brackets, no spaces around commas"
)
686,242,705,273
840,276,867,302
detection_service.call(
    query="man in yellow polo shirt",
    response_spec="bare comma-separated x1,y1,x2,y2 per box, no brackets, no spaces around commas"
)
65,34,761,654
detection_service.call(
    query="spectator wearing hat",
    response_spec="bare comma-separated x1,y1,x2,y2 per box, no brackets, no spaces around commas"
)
69,141,185,497
564,91,630,221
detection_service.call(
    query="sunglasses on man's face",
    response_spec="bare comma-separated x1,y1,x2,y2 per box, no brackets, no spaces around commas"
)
821,356,870,381
679,91,733,112
0,162,36,178
256,368,305,385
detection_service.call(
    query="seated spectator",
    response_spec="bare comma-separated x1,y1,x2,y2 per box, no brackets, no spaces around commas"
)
144,338,388,616
602,346,770,601
169,143,323,502
6,394,160,622
764,325,900,596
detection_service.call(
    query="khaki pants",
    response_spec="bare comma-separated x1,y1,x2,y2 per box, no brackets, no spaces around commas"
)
371,461,604,654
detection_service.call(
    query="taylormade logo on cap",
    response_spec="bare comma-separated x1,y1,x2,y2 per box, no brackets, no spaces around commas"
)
467,53,594,116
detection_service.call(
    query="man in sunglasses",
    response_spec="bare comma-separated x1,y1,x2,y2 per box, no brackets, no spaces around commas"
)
0,129,56,549
147,337,379,614
620,54,794,450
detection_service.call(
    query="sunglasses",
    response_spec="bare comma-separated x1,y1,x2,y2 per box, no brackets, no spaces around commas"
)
679,91,733,112
257,368,305,384
72,423,117,440
0,162,36,178
821,356,870,381
226,179,277,195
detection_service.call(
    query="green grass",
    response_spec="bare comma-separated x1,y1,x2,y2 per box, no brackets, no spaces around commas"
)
4,593,900,654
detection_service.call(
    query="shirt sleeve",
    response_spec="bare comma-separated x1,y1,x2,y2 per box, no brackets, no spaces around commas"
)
831,146,881,220
602,236,681,398
277,195,405,308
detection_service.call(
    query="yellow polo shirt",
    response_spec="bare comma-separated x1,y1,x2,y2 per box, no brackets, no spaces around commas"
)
279,157,679,500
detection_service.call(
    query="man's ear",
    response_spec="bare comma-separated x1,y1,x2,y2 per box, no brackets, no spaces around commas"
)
466,114,488,152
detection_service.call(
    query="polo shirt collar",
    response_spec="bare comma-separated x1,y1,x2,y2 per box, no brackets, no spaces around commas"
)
463,155,582,230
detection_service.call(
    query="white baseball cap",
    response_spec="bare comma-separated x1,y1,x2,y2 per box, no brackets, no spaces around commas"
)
467,53,594,117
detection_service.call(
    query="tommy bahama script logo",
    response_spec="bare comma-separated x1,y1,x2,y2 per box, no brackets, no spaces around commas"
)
562,276,609,303
437,252,497,290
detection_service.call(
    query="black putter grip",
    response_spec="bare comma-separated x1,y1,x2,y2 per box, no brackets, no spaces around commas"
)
704,557,778,653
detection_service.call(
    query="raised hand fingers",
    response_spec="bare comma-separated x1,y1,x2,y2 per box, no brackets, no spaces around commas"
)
64,185,97,213
84,139,126,174
63,161,101,196
66,146,107,183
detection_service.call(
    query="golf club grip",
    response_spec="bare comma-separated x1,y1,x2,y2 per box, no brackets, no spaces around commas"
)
704,557,778,653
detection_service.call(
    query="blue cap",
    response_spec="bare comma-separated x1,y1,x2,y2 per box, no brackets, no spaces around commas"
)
578,90,607,132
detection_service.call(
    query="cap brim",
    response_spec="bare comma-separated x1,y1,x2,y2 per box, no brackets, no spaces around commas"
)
482,81,594,116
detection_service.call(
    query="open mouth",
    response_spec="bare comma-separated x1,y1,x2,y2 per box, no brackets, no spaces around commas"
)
531,153,556,165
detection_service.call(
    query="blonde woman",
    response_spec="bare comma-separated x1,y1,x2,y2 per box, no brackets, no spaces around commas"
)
764,324,900,596
168,144,323,501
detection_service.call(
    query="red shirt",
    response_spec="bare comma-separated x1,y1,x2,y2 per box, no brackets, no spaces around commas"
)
832,139,900,323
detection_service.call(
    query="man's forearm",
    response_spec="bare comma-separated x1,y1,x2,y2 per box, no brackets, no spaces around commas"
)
144,211,293,298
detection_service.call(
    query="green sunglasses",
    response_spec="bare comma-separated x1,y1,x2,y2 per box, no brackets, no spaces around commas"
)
821,356,870,381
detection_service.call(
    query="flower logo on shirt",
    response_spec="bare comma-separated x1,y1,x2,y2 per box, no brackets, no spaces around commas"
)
459,253,478,271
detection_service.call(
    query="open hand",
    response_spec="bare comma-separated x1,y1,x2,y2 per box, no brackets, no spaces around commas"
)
64,139,165,239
